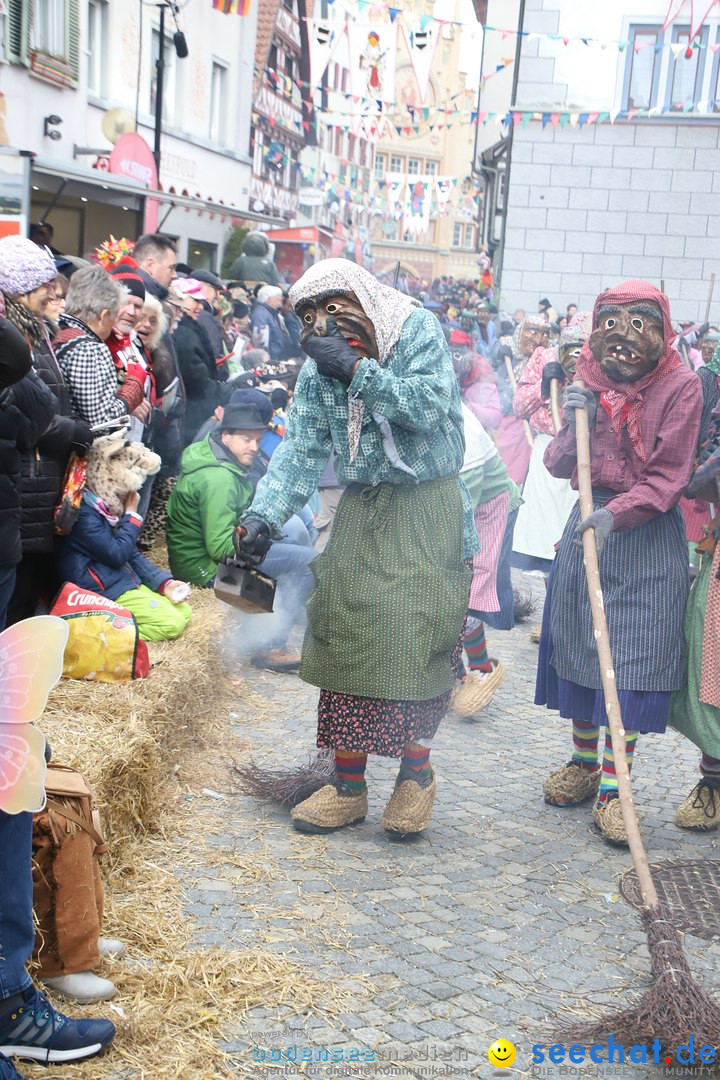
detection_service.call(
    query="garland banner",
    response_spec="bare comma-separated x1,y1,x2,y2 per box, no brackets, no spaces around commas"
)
347,22,398,102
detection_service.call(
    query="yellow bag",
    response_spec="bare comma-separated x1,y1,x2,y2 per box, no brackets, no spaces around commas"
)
50,583,150,682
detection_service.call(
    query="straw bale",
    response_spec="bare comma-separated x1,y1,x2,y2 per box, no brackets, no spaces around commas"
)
42,590,230,853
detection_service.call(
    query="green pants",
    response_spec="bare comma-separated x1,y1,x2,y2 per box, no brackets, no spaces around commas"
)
116,584,191,643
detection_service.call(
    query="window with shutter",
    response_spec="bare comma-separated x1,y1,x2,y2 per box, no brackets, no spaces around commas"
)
5,0,31,66
29,0,80,87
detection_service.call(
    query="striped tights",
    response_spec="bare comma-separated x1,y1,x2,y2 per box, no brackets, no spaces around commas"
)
572,719,638,799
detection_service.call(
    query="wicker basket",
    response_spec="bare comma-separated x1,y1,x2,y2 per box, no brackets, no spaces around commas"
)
450,659,506,718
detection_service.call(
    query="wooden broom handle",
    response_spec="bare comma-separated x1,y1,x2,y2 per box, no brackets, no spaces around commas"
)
505,355,535,449
550,378,563,434
574,381,659,909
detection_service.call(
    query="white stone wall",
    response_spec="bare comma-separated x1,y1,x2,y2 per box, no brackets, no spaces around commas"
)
502,121,720,323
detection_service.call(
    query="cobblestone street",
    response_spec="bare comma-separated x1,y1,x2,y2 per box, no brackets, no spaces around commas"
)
175,572,720,1080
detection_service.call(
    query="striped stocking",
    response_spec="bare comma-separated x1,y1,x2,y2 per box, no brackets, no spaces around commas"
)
334,749,367,793
598,727,638,800
571,719,600,771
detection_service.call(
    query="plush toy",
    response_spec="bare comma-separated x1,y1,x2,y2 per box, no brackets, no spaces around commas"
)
85,432,161,517
55,432,191,643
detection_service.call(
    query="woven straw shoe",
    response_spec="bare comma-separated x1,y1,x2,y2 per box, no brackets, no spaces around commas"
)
451,660,505,719
290,781,367,834
543,761,601,807
383,771,436,836
592,796,628,846
676,779,720,830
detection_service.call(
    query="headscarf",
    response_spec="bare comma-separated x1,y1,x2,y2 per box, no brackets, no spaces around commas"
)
706,338,720,376
289,259,419,364
575,280,682,462
561,310,592,343
289,259,421,469
511,314,549,362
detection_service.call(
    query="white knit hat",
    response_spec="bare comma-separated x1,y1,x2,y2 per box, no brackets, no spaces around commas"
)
0,235,57,297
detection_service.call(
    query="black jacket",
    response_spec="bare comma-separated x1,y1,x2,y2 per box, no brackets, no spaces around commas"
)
173,315,228,444
196,302,225,360
0,319,56,567
17,333,80,554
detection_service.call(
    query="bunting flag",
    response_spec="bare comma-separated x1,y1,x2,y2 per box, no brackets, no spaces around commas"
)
307,19,346,86
404,178,431,240
212,0,250,13
347,21,397,102
434,177,455,216
401,20,439,103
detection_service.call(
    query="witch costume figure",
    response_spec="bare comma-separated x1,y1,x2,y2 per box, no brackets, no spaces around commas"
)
537,280,701,846
670,403,720,830
234,259,475,836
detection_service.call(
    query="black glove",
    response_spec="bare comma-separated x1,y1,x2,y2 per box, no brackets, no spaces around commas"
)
71,419,94,455
563,385,597,431
540,361,566,400
303,316,359,386
698,322,710,338
232,518,272,566
574,507,614,555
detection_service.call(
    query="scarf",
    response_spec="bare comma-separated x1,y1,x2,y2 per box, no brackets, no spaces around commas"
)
83,490,119,526
575,280,682,463
707,340,720,377
4,294,49,347
289,259,420,463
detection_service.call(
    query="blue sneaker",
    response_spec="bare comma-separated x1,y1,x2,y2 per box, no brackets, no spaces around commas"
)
0,988,115,1064
0,1056,27,1079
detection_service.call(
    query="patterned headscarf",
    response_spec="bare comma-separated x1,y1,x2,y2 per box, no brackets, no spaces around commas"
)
289,259,419,364
511,314,549,361
575,280,682,462
561,310,592,343
707,339,720,376
289,260,421,465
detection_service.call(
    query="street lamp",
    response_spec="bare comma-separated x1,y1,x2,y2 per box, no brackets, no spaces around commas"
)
153,1,189,178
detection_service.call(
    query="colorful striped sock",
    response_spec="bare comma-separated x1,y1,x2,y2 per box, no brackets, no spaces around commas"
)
464,622,493,673
700,752,720,780
599,728,638,799
571,719,600,771
399,741,432,785
334,749,367,793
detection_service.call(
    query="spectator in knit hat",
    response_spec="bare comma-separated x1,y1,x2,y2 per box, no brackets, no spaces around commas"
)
106,262,154,445
0,235,94,623
172,278,229,444
55,265,145,429
132,234,185,477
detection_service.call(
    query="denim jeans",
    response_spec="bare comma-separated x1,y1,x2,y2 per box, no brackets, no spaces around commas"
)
0,811,33,1000
253,514,318,650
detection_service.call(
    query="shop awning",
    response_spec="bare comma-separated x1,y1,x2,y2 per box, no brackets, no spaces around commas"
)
30,153,285,226
265,225,334,244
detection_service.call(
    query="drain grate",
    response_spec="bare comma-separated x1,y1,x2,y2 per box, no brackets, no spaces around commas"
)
619,860,720,940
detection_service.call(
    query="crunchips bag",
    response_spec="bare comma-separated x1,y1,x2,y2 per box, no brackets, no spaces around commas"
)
50,583,150,682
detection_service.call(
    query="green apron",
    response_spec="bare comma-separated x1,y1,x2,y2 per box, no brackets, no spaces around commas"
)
300,476,471,701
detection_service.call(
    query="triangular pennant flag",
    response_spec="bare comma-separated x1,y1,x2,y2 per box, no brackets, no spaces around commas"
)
401,21,439,104
307,19,345,87
521,111,532,128
670,41,685,58
347,22,397,102
559,113,569,128
541,112,551,128
388,7,400,20
550,112,560,126
587,111,600,125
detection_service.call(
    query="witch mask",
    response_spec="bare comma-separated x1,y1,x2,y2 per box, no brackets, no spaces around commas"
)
589,300,664,383
297,291,379,360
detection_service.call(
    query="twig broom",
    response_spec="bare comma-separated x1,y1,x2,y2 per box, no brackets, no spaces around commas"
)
556,385,720,1054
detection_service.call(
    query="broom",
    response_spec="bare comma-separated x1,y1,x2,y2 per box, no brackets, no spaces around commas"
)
556,386,720,1054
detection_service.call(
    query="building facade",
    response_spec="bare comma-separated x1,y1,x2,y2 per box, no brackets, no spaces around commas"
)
0,0,264,268
499,0,720,322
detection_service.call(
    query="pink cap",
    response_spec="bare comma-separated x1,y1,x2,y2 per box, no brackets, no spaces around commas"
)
172,277,204,300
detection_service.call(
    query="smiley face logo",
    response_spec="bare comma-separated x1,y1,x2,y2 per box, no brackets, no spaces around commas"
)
488,1039,517,1068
